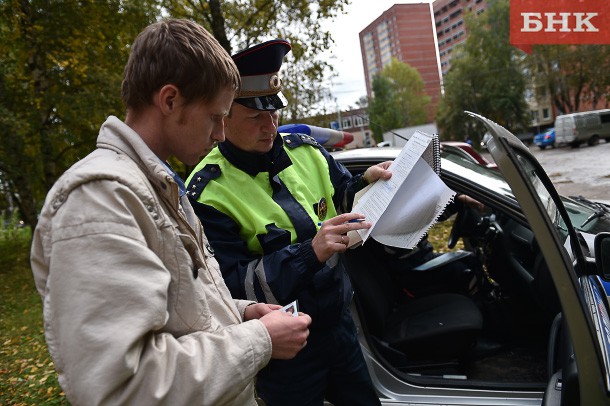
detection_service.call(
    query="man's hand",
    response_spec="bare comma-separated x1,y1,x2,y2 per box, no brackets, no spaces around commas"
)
362,161,392,184
313,212,371,262
259,310,312,359
244,303,281,321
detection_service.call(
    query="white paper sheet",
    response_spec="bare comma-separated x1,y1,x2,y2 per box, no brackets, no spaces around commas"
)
351,131,456,249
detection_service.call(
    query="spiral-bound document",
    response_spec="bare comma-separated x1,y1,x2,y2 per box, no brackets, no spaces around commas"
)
349,130,455,249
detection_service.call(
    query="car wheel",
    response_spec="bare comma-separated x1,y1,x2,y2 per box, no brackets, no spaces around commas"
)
539,145,546,150
588,135,600,146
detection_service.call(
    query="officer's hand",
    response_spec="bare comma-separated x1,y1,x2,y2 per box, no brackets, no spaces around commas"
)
260,310,312,359
313,213,371,262
458,194,485,212
363,161,392,184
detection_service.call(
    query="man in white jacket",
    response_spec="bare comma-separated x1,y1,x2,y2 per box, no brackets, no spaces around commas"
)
30,18,311,406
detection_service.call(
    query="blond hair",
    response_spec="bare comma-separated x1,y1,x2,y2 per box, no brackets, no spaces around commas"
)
121,18,240,110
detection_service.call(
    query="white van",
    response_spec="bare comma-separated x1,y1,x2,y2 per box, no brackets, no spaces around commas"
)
554,109,610,147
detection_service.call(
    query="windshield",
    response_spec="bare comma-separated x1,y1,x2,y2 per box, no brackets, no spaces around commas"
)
564,198,610,235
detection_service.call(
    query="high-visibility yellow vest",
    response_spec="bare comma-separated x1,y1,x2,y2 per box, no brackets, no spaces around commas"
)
188,134,337,255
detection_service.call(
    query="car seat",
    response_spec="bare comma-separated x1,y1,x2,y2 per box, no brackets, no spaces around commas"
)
343,244,483,368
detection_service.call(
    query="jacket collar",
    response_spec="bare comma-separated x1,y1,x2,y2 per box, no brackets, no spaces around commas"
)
218,134,292,177
97,116,180,204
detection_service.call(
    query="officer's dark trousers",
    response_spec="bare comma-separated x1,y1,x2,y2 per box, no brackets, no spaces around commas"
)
256,308,381,406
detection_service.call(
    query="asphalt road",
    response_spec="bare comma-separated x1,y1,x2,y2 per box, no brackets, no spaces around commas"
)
483,140,610,204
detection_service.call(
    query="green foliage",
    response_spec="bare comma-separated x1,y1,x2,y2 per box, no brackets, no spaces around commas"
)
0,1,160,231
436,0,528,143
162,0,349,121
368,58,430,141
0,1,350,213
526,44,610,114
428,216,463,253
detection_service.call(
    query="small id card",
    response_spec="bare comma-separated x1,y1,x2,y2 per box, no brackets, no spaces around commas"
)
280,300,299,317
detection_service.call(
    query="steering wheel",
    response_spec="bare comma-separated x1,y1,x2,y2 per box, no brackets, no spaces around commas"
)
447,207,465,249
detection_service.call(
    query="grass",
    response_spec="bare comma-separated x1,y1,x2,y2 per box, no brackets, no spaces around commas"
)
0,228,68,405
0,220,456,405
427,217,462,253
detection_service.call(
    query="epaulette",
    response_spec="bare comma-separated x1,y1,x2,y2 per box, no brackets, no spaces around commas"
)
186,164,221,200
282,132,322,149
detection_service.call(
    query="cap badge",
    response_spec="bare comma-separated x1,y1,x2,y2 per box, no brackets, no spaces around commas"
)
269,74,281,91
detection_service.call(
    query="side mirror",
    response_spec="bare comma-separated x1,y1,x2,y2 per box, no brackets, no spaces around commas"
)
594,232,610,279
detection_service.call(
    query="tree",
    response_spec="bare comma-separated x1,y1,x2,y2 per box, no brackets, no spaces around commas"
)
436,0,528,143
0,0,160,230
162,0,348,121
355,95,368,109
368,58,430,141
0,1,350,230
526,45,610,114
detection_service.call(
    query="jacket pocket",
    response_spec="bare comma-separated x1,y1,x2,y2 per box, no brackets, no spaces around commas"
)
168,232,213,333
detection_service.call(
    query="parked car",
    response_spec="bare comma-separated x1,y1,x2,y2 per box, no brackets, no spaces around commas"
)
555,109,610,147
330,112,610,405
533,127,556,149
441,140,498,169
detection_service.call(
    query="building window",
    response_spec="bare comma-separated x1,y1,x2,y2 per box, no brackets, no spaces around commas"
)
531,110,539,123
542,108,550,119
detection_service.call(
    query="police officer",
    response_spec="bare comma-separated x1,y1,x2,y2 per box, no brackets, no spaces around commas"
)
186,40,390,406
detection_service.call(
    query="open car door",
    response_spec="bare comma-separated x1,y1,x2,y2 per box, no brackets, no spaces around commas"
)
469,111,610,405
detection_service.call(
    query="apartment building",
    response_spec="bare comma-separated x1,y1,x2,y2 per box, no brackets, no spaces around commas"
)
359,1,488,119
359,3,441,119
435,0,488,75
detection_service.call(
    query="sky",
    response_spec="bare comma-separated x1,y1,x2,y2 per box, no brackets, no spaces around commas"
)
320,0,433,111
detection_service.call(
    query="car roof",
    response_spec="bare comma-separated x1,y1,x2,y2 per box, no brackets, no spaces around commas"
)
331,147,403,162
331,147,514,202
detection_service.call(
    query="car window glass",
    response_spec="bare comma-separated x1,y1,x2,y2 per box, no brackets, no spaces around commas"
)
515,154,562,229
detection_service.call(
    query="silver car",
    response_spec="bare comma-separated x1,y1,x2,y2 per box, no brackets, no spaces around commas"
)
555,109,610,147
331,112,610,405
